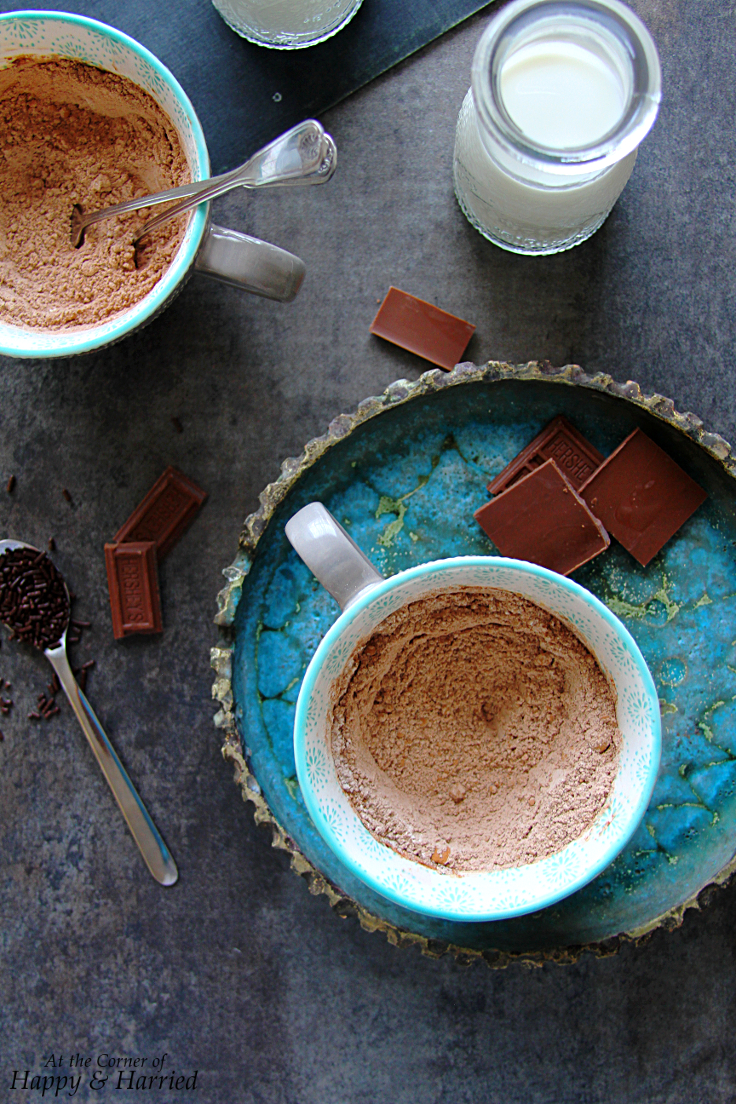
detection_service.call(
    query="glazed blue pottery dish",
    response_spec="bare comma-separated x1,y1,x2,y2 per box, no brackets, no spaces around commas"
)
213,362,736,958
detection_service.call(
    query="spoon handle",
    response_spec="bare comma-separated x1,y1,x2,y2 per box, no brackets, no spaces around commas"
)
132,132,336,244
44,647,178,886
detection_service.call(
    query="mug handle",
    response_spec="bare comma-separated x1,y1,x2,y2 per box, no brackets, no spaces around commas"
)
194,223,306,303
285,502,384,611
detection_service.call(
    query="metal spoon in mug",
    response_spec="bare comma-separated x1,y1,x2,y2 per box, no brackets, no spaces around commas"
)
133,128,336,247
70,118,337,248
0,539,177,886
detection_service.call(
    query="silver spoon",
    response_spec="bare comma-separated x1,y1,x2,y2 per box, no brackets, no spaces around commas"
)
0,539,177,886
133,129,336,247
70,118,337,248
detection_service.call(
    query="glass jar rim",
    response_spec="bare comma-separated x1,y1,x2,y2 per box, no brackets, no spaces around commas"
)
471,0,662,175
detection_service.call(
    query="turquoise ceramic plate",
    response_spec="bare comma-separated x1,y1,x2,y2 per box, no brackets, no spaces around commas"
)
213,362,736,958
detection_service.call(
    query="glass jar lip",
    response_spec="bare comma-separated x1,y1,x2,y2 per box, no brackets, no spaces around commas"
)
471,0,662,175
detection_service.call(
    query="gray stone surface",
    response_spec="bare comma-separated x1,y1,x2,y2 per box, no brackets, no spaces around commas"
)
2,2,736,1102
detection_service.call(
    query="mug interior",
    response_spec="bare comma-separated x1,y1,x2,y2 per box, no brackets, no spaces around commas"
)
295,556,661,922
0,11,210,358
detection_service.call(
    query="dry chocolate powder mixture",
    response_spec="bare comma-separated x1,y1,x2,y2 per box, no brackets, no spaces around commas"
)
331,587,621,872
0,56,190,329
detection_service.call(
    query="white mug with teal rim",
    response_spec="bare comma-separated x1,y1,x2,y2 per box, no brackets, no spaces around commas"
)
285,501,661,922
0,11,306,359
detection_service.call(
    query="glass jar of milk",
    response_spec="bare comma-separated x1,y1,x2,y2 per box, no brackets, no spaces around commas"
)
453,0,661,255
212,0,363,48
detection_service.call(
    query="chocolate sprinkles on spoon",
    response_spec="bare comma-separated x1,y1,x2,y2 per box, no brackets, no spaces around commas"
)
0,546,70,650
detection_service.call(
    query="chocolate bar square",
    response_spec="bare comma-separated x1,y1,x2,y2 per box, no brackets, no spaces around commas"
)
475,459,610,576
370,286,475,371
104,541,163,639
580,428,707,566
114,466,207,561
487,415,604,495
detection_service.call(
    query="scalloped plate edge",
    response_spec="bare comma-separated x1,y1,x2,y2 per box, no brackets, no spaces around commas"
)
211,359,736,966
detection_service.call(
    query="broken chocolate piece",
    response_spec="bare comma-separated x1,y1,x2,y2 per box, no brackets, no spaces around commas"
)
488,415,604,495
104,542,162,639
475,459,610,576
114,466,207,560
580,428,707,566
370,286,475,371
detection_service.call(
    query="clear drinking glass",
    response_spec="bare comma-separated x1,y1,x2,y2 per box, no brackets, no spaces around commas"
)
453,0,661,255
211,0,363,49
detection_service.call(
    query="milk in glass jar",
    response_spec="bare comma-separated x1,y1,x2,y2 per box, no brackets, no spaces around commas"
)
453,0,661,255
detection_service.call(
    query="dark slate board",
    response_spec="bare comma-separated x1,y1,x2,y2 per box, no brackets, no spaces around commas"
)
0,0,496,171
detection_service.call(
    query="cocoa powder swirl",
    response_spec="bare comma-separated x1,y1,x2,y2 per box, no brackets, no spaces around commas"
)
0,56,190,330
331,587,621,873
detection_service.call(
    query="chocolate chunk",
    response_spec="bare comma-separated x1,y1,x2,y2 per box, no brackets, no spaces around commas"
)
580,428,707,566
475,459,610,576
370,286,475,371
488,415,604,495
432,845,451,865
114,466,207,560
104,542,162,639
